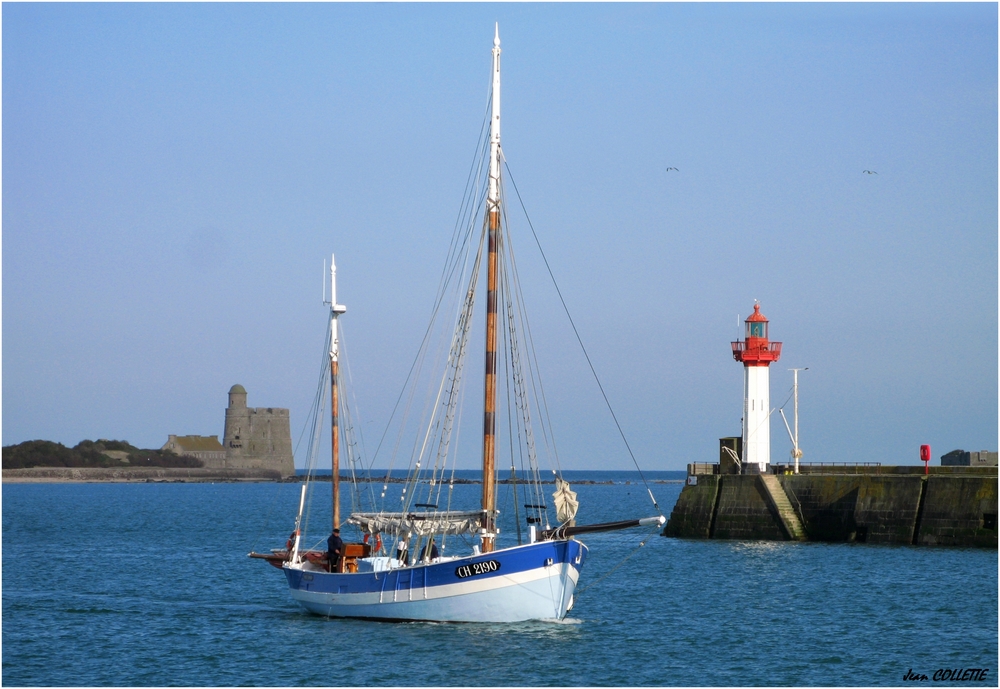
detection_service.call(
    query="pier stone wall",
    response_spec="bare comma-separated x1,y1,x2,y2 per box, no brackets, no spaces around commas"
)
918,476,998,547
711,476,786,540
779,475,924,544
662,476,719,539
663,469,998,547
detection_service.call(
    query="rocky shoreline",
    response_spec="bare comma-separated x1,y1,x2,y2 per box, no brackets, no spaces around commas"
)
3,467,683,485
2,467,285,483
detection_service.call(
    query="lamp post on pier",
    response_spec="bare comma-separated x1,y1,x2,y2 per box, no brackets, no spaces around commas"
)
790,368,808,474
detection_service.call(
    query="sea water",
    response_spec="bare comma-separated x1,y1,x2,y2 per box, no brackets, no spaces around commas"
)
2,475,996,686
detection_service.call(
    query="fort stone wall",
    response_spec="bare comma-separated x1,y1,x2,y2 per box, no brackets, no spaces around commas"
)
221,384,295,477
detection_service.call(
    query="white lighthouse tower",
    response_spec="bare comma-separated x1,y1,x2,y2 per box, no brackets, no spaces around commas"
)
732,303,782,472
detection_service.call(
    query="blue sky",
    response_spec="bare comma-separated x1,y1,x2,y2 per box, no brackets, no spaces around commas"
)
3,3,996,471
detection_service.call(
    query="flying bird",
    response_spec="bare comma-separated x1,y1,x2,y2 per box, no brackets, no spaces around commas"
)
666,167,679,172
863,170,877,175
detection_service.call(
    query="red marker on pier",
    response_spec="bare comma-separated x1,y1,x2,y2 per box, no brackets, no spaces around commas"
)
920,444,931,475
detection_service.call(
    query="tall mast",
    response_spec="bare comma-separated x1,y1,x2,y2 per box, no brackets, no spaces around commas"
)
481,24,501,553
328,255,347,534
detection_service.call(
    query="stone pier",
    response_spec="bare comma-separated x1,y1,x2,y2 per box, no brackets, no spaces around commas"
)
664,465,998,547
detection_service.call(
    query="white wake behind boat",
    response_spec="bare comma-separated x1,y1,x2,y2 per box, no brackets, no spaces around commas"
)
250,26,664,623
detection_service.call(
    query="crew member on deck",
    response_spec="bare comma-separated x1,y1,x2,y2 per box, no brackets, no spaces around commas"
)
327,528,343,573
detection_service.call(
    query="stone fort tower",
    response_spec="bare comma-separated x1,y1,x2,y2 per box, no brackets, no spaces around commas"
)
223,384,295,477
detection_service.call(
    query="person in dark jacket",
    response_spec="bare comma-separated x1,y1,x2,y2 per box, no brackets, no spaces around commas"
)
327,528,344,573
424,538,439,562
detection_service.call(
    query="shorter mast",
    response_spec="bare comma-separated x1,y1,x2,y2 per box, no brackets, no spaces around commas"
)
327,255,347,533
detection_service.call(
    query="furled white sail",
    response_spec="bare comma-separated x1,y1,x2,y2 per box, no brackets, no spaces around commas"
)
348,510,483,538
552,479,579,525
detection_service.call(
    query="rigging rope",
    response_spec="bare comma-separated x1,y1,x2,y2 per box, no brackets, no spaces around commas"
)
500,191,558,516
495,207,549,523
299,317,333,545
574,526,661,596
503,160,662,515
338,323,379,517
360,94,492,525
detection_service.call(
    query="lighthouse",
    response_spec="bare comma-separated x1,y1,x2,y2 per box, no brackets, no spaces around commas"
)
732,303,782,472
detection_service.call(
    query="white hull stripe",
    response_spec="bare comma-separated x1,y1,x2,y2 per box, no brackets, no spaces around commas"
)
291,561,579,608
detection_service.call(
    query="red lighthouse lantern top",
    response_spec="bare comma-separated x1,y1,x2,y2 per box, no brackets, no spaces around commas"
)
732,303,782,366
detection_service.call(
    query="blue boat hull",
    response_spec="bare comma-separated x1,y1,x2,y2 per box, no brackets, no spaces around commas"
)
283,539,588,622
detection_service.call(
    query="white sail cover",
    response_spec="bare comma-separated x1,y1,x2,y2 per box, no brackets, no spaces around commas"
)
552,479,579,525
348,510,482,538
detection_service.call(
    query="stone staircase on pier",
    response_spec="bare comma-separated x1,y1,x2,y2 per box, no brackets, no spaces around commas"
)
759,474,808,541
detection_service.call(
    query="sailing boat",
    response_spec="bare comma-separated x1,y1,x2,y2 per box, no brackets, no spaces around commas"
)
250,26,664,623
